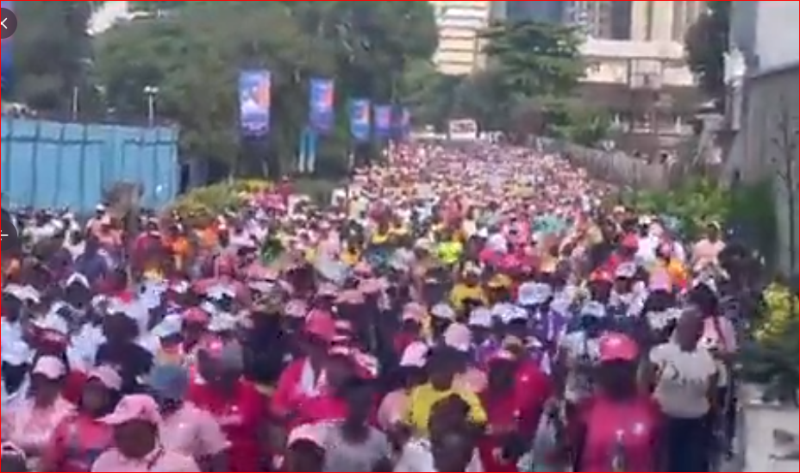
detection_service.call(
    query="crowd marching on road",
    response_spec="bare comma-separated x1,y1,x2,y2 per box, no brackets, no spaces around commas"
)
1,141,753,472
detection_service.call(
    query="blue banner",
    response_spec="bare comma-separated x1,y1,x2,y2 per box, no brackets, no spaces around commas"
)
2,1,13,85
238,70,271,137
349,99,371,142
309,78,335,133
374,105,392,138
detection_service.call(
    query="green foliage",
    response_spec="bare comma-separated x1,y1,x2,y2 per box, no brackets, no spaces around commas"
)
482,20,584,100
685,1,731,105
742,317,799,405
625,178,732,239
727,179,779,268
543,99,612,147
401,20,586,135
13,2,438,180
8,2,98,114
399,60,462,131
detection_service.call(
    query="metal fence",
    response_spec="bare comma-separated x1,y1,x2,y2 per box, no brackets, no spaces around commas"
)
538,137,680,192
1,117,180,213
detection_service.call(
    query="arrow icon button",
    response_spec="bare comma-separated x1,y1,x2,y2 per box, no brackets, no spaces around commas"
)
1,7,17,39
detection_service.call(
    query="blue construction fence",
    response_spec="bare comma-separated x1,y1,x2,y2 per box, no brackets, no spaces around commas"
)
1,118,180,213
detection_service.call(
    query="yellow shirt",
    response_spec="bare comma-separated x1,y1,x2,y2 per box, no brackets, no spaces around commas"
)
450,284,488,311
341,250,360,266
436,241,463,265
406,383,487,436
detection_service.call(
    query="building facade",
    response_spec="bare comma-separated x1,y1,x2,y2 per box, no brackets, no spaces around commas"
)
724,1,799,276
431,1,493,75
630,1,704,42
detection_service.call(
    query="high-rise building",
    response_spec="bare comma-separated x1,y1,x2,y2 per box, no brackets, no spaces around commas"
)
431,1,493,75
631,1,705,42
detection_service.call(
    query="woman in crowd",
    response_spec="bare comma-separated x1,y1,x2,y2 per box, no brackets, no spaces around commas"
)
90,394,199,472
4,357,73,461
42,367,122,472
147,364,229,471
189,340,265,472
572,333,663,472
647,308,718,471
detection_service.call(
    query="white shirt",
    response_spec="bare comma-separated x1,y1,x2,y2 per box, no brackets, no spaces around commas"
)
394,438,483,472
650,342,718,418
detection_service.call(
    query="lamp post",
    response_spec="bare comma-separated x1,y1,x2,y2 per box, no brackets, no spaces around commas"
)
143,85,159,127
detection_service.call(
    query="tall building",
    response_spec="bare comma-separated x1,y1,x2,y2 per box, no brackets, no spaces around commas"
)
631,1,705,42
431,1,493,75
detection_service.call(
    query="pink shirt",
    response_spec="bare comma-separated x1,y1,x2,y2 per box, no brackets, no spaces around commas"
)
91,447,200,472
6,396,74,455
579,395,662,472
160,403,230,459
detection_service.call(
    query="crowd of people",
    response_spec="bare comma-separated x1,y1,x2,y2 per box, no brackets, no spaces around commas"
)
2,142,748,472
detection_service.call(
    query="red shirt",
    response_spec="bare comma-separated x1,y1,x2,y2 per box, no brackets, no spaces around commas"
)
189,379,265,472
478,363,552,472
271,358,323,419
575,395,662,472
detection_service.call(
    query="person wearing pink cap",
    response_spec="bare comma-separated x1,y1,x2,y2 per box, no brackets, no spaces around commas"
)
282,424,326,472
91,394,199,472
43,366,123,472
271,310,336,423
188,340,265,472
569,332,663,472
4,357,74,460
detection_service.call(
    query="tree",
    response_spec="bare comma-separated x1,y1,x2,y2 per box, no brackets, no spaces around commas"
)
8,2,98,113
685,1,731,106
94,2,437,178
482,20,584,101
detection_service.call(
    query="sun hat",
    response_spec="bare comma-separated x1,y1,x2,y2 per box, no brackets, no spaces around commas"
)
31,356,67,380
399,342,429,368
88,366,124,391
101,394,162,426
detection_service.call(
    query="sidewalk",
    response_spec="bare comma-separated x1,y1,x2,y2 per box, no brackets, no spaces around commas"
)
740,386,800,472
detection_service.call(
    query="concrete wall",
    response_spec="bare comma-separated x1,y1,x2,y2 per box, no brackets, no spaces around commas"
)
735,66,799,276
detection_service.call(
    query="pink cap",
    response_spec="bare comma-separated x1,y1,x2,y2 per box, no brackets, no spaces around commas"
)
89,366,124,391
489,349,517,363
443,323,472,352
399,342,429,368
304,312,336,342
101,394,162,426
32,356,66,380
598,333,639,363
288,423,326,447
401,302,425,322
